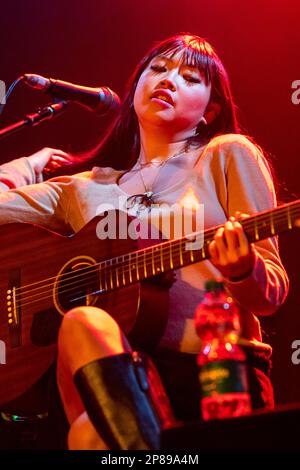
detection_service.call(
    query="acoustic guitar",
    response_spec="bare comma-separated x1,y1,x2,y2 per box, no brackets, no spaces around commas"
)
0,201,299,406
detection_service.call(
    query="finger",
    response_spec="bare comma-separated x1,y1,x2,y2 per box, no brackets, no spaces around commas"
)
234,211,250,220
208,240,219,263
47,148,70,157
214,227,228,265
50,155,73,164
223,220,239,254
233,220,250,256
45,164,59,171
44,161,62,172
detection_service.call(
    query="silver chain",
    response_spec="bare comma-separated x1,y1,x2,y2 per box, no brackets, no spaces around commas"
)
137,151,184,195
125,150,185,214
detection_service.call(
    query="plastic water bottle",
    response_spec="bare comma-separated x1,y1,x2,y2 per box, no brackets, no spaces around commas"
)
195,280,252,421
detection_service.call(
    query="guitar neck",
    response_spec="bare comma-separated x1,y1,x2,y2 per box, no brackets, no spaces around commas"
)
2,200,298,406
98,199,300,291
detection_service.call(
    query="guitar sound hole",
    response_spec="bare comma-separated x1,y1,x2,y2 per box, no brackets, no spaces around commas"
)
56,262,99,313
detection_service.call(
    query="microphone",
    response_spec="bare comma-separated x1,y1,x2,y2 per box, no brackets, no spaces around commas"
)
23,73,120,115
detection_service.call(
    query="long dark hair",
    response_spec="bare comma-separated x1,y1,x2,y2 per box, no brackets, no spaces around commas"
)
80,34,240,170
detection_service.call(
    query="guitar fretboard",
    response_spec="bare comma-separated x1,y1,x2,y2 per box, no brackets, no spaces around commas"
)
96,199,300,292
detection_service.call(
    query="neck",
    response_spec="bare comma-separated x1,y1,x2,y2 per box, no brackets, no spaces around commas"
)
138,123,195,163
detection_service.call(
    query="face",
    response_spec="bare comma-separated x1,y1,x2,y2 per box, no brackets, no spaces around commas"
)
133,50,212,136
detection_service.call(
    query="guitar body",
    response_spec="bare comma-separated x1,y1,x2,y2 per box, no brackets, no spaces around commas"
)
0,216,142,406
1,198,299,406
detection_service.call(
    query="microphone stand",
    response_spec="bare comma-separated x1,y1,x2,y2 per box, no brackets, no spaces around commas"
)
0,100,67,141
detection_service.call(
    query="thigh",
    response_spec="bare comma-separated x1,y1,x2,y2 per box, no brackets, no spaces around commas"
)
58,306,132,374
57,306,132,424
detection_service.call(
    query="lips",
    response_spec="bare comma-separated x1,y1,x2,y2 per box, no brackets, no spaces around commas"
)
151,89,174,106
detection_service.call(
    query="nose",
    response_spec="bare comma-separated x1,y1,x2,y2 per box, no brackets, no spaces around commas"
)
159,74,176,92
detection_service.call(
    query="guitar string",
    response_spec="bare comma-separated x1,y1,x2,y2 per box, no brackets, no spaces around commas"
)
13,229,297,308
11,205,300,302
11,206,300,309
11,204,300,306
13,205,299,305
15,235,212,305
12,202,300,298
12,202,300,297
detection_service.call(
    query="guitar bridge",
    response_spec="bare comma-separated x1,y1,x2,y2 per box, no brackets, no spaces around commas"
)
7,269,21,348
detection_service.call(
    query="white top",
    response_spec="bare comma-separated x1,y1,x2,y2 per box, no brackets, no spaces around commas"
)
0,134,289,355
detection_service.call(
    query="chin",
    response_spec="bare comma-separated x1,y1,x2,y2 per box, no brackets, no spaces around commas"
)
141,109,178,126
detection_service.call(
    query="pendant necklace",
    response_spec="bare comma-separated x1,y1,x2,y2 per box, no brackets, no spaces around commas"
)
125,150,184,214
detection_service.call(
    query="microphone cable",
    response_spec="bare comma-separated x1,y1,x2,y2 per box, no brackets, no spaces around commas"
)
0,75,25,118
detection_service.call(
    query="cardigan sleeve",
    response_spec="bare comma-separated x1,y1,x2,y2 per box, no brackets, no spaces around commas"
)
0,157,39,192
212,134,289,316
0,176,72,234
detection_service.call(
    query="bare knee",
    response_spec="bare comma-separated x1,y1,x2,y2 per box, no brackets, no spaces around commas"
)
59,306,116,338
58,306,131,373
68,412,108,450
59,306,122,350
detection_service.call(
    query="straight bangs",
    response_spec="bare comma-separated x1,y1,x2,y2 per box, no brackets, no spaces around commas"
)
143,35,223,87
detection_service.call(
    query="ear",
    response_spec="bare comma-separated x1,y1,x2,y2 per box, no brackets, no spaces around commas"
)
204,102,221,125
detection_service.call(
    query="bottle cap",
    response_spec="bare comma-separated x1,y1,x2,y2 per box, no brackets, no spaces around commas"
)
204,279,224,292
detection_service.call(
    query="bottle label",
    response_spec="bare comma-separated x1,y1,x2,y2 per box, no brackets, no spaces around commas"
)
199,360,249,397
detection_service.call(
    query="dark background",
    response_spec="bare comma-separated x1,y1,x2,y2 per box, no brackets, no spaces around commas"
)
0,0,300,406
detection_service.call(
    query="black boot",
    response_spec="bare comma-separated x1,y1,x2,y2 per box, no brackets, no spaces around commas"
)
74,352,170,450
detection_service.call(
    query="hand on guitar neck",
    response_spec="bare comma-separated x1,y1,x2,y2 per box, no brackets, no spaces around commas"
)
208,211,255,282
0,201,299,406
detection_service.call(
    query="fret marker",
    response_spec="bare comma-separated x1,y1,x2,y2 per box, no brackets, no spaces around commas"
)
160,247,164,272
287,206,292,230
136,253,140,281
169,244,173,269
179,244,183,266
254,218,259,241
108,261,113,290
152,248,155,275
144,251,147,278
116,267,119,288
270,212,275,236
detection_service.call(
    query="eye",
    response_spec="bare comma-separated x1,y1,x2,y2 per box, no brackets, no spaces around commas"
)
183,74,201,84
150,64,166,73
